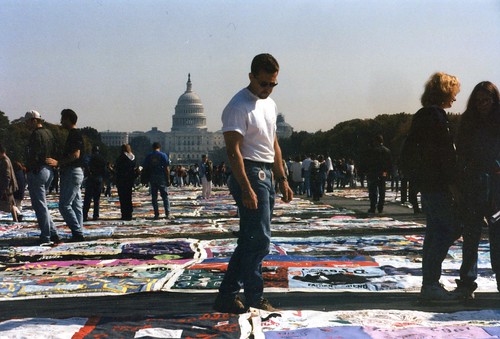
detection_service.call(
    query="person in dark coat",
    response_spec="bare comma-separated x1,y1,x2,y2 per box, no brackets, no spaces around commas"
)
402,72,461,301
0,144,18,222
365,135,392,213
83,145,107,221
454,81,500,299
114,144,137,220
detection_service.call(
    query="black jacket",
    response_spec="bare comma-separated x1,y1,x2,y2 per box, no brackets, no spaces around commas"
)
401,106,457,193
26,127,54,173
114,153,137,186
365,144,392,180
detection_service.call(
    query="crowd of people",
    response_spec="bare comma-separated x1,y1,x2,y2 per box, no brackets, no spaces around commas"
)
0,55,499,311
285,155,358,201
0,114,231,240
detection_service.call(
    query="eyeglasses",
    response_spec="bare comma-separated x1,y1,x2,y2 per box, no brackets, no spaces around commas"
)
258,81,278,88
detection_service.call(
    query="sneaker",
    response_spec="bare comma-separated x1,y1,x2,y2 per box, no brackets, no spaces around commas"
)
420,283,459,301
213,294,246,314
453,279,478,300
249,298,279,312
39,240,54,247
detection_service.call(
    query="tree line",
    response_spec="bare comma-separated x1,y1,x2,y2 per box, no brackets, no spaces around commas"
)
0,110,461,169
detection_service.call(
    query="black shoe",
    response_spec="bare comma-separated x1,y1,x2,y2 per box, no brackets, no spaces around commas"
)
50,234,62,244
70,234,85,242
248,298,279,312
213,294,246,314
453,279,478,300
368,208,376,213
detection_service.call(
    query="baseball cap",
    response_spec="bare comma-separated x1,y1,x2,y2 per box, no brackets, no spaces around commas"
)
23,110,42,121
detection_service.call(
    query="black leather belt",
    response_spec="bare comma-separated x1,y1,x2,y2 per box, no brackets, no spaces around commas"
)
244,159,273,170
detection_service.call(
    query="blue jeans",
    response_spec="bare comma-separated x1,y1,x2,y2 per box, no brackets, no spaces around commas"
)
421,192,459,286
59,167,84,236
27,166,58,242
150,182,170,217
304,171,311,197
219,161,275,305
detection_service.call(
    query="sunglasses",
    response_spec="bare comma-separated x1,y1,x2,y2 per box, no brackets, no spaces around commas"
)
258,81,278,88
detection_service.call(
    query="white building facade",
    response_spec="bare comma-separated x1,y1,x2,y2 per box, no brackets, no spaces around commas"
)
100,74,224,165
165,74,224,164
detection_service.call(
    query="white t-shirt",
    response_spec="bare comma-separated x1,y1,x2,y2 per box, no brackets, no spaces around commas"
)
325,156,333,171
302,158,312,172
290,161,304,182
221,88,277,163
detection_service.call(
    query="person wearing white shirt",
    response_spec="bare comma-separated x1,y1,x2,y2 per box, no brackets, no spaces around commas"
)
215,54,293,314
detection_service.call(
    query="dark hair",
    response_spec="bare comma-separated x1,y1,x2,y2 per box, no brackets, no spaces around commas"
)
465,81,500,114
251,53,279,75
152,142,161,150
0,143,5,154
459,81,500,131
61,109,78,124
121,144,132,153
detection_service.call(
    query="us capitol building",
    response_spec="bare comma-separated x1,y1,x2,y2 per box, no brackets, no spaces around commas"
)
100,75,293,164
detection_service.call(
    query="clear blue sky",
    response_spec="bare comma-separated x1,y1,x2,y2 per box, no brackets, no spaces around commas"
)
1,0,499,133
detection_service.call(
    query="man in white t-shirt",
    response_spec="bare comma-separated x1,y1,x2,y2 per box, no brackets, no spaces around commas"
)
301,154,312,197
214,53,293,314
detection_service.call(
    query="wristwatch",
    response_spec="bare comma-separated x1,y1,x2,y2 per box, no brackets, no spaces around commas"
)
276,176,287,183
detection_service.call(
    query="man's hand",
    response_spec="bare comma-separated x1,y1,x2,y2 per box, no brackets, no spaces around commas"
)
242,187,258,209
45,158,58,167
279,181,293,203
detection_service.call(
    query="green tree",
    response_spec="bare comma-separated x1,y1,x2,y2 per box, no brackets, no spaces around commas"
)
0,110,9,133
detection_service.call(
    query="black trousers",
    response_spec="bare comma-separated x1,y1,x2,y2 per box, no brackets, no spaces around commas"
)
117,181,134,220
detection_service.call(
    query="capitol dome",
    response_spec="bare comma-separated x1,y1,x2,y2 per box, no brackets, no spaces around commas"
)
172,74,207,131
